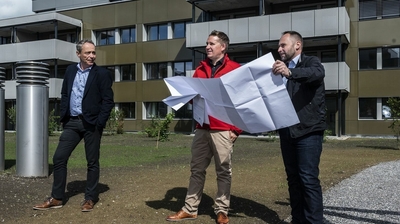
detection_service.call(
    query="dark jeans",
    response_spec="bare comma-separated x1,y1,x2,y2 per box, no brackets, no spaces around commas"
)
51,118,102,201
279,128,323,224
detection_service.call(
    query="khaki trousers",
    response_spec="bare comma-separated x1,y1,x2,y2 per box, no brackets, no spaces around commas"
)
182,129,233,215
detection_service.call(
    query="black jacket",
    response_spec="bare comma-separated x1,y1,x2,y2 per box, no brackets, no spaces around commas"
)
59,63,114,128
284,53,326,138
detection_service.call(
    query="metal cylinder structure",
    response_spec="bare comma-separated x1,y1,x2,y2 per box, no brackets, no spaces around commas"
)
16,61,49,177
0,67,5,171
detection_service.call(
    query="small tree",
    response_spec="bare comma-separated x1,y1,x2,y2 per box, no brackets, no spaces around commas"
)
144,112,174,141
48,109,60,136
105,108,125,135
6,106,16,130
387,97,400,148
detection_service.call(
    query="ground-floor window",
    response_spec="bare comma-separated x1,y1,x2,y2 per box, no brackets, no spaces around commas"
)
359,97,392,120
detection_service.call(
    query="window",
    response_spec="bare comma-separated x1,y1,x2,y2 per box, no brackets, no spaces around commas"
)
321,51,337,63
144,102,167,119
106,66,116,81
382,47,400,69
96,29,115,46
173,21,190,38
0,36,11,45
359,98,394,120
360,0,400,20
173,103,193,119
121,64,136,81
48,64,68,79
121,27,136,43
303,50,338,63
173,61,192,76
360,47,400,70
147,24,168,41
120,103,135,119
359,98,377,119
382,98,392,119
146,63,167,80
382,0,400,18
359,48,377,69
359,0,377,20
291,2,337,12
4,68,13,80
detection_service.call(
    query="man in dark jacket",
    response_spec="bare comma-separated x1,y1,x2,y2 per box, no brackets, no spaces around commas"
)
272,31,326,224
33,39,114,212
166,30,241,224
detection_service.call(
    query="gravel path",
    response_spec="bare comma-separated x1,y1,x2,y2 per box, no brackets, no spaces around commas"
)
323,160,400,224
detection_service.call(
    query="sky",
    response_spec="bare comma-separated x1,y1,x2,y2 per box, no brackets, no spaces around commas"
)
0,0,34,20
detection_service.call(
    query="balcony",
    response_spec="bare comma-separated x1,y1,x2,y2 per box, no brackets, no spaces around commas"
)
186,7,350,48
0,11,81,64
323,62,350,92
5,78,63,100
186,61,349,93
0,39,77,64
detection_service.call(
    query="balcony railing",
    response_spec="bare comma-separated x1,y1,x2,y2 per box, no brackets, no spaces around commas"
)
186,7,350,48
0,39,77,64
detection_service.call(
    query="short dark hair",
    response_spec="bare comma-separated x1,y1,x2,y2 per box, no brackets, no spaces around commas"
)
282,31,303,47
209,30,230,49
76,39,95,52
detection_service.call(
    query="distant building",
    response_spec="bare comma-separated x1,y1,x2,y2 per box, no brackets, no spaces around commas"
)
0,0,399,136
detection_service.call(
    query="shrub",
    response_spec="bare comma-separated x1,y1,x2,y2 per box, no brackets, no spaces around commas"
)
144,112,174,141
6,106,16,130
106,108,125,135
387,97,400,149
48,109,60,136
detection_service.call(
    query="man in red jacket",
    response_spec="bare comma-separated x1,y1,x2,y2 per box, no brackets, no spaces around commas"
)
166,30,241,224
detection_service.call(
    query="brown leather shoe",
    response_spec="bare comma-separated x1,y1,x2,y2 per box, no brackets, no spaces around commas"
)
81,199,94,212
166,209,197,221
217,212,229,224
33,197,63,210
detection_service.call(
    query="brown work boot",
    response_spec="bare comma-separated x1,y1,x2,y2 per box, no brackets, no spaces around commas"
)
166,209,197,221
216,212,229,224
33,197,63,210
81,199,94,212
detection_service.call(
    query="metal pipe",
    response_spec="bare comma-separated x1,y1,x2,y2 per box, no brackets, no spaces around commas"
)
15,61,49,177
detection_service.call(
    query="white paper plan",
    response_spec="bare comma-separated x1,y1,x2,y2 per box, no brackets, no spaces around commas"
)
162,53,300,133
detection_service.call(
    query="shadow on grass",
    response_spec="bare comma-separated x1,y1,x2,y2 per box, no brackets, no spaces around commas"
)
65,180,110,203
356,145,399,150
146,187,282,223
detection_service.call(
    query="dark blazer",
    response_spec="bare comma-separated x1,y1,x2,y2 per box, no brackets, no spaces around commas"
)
59,63,114,128
285,53,326,138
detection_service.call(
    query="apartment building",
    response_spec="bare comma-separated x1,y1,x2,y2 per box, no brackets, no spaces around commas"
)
1,0,399,136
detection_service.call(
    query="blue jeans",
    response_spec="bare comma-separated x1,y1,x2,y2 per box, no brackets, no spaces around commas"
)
279,128,323,224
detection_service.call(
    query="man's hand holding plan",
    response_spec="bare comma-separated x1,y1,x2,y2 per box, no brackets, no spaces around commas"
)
162,53,299,133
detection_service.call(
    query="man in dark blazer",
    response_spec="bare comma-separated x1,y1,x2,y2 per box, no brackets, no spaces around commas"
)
33,39,114,212
272,31,326,224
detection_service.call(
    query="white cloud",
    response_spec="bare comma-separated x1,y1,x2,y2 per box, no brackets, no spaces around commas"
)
0,0,34,20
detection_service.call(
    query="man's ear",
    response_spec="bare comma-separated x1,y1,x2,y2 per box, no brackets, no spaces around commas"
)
295,41,301,51
220,42,227,51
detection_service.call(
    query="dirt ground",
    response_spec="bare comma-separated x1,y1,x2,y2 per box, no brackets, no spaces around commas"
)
0,167,289,224
2,136,399,224
0,155,290,224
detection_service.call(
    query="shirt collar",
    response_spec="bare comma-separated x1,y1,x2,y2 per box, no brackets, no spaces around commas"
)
290,54,301,68
77,63,93,72
209,57,224,67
